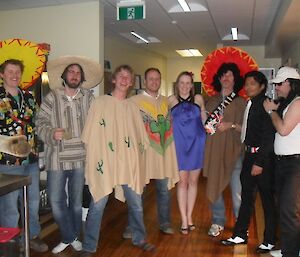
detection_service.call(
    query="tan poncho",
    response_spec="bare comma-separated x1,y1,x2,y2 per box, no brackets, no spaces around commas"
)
130,93,179,189
82,95,149,202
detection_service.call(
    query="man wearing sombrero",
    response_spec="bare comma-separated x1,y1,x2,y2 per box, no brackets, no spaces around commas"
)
203,63,245,237
0,59,48,253
36,56,103,254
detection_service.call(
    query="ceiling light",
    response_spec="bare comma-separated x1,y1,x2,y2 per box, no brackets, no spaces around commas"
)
188,49,203,56
178,0,191,12
176,49,203,57
231,27,238,41
130,31,149,44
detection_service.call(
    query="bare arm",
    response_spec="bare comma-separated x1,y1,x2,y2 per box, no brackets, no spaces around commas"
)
195,94,207,125
264,98,300,136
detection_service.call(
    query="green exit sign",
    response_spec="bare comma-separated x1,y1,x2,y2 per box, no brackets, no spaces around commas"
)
117,5,145,20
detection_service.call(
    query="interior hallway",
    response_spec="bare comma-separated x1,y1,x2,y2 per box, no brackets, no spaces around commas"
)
32,175,277,257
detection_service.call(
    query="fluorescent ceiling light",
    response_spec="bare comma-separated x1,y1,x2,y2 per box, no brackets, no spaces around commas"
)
176,49,203,57
222,33,249,41
231,27,238,41
189,49,203,56
131,31,149,44
178,0,191,12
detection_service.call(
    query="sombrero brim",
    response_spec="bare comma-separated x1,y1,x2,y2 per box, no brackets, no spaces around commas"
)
0,38,47,89
200,46,259,99
47,55,103,90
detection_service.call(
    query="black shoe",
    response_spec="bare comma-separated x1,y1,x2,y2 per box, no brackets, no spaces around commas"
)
256,243,275,254
221,236,247,246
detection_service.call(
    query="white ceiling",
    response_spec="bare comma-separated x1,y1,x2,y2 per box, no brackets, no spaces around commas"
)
0,0,299,58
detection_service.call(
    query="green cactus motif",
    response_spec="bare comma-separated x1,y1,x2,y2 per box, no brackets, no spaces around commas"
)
124,136,130,148
99,118,106,127
108,142,114,152
138,142,145,153
96,160,104,174
150,114,171,148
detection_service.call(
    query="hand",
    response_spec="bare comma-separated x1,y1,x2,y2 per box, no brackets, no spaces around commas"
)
263,98,279,113
53,128,65,141
217,122,232,132
251,164,263,176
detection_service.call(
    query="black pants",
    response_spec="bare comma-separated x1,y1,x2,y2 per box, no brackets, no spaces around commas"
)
275,157,300,257
233,152,276,244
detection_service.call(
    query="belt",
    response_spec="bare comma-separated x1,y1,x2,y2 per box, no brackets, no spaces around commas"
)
276,154,300,160
245,145,260,153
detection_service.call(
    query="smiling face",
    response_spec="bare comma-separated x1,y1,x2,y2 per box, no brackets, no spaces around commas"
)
0,63,22,90
177,74,193,98
244,76,265,98
145,70,161,96
112,68,133,93
275,80,291,99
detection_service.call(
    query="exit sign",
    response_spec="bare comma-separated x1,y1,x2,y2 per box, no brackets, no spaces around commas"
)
117,1,145,20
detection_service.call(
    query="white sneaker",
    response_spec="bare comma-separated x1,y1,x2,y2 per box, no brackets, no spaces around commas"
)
71,238,82,251
270,250,282,257
52,242,69,254
208,224,224,237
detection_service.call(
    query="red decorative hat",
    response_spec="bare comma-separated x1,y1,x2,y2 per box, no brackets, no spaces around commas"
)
0,39,48,89
201,46,259,99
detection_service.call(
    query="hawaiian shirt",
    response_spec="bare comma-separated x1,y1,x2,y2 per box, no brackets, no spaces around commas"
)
0,85,38,165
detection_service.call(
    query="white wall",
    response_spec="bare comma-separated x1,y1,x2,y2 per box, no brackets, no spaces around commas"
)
0,1,104,95
104,37,167,94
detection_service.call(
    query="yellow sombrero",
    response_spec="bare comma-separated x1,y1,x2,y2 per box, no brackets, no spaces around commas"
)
0,38,48,89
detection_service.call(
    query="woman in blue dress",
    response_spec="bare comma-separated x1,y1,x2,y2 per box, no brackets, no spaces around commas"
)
168,71,206,234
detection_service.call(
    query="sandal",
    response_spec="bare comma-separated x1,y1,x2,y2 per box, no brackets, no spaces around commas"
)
137,241,156,252
180,227,189,235
188,224,196,231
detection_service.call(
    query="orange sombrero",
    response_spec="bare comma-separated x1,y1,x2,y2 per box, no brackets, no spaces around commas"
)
0,38,48,89
201,46,258,99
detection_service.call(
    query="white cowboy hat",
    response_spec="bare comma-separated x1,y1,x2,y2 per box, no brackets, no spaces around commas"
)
47,55,103,89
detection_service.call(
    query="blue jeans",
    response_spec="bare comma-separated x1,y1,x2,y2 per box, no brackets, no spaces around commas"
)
126,178,171,234
211,155,242,226
47,169,84,243
0,163,41,239
82,185,146,253
155,178,171,227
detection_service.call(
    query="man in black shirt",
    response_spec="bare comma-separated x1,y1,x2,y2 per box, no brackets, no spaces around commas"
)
221,71,276,253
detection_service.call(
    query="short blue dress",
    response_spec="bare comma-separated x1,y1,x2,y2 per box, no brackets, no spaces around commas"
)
171,96,206,171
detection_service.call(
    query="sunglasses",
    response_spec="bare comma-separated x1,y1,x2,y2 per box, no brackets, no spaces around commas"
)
274,80,287,86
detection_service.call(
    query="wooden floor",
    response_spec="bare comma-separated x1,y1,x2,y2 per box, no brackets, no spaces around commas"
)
31,175,276,257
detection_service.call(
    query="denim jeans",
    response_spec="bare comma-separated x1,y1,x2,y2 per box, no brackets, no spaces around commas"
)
82,185,145,253
0,163,41,239
155,178,171,227
47,168,84,244
211,155,242,226
275,158,300,257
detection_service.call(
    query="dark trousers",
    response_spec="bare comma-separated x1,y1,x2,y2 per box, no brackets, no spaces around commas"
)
233,152,276,244
275,157,300,257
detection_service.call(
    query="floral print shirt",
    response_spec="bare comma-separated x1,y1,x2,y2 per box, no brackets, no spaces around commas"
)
0,85,38,165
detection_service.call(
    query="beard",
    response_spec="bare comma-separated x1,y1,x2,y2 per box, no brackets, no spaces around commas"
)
64,80,81,89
